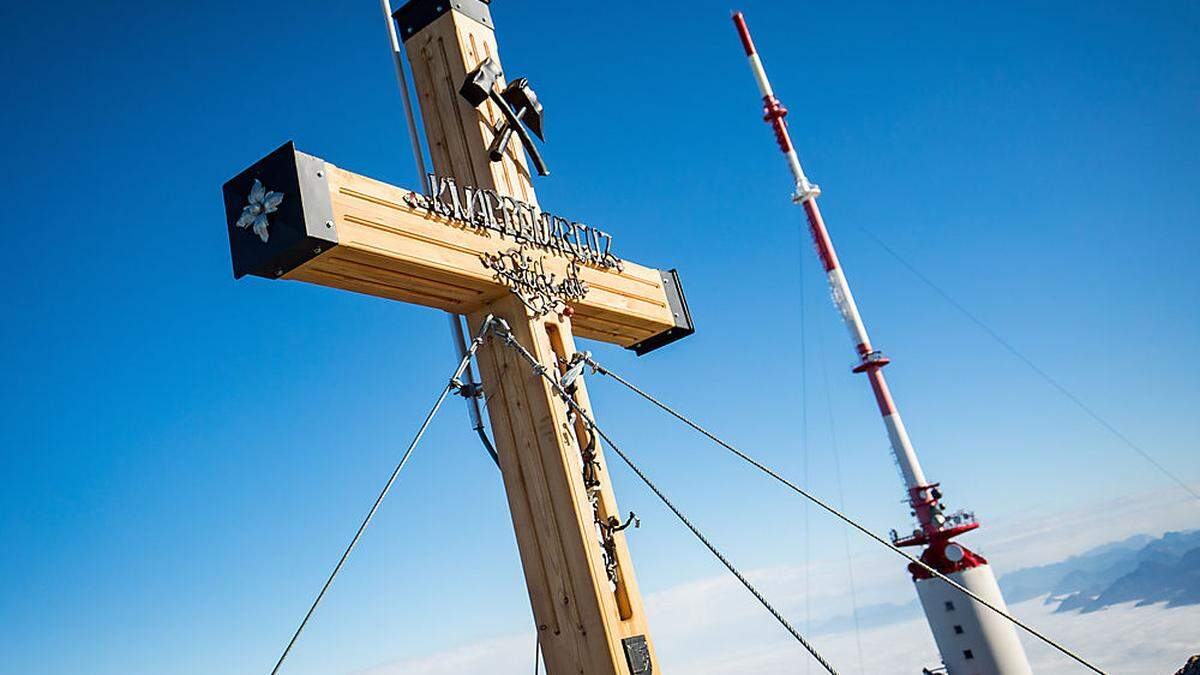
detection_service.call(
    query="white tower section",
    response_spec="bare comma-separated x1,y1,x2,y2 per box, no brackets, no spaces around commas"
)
916,565,1032,675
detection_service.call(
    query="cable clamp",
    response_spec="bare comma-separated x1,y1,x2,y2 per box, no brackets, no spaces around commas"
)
560,351,590,392
483,315,511,339
579,351,606,376
455,382,484,399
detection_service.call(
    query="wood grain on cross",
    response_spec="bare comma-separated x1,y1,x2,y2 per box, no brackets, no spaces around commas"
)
222,2,692,673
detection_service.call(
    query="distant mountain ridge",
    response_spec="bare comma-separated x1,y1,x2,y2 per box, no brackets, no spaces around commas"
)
998,530,1200,613
803,530,1200,636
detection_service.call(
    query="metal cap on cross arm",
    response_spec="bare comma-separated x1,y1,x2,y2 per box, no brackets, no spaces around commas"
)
393,0,494,40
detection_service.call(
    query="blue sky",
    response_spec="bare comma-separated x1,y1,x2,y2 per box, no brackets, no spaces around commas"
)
1,1,1197,673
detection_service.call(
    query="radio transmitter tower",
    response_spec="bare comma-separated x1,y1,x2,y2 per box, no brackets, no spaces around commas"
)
732,13,1033,675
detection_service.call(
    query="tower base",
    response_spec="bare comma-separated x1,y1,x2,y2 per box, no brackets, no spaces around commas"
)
914,563,1032,675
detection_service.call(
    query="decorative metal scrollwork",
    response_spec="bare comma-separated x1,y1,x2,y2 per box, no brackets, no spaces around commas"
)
480,244,589,317
597,511,639,585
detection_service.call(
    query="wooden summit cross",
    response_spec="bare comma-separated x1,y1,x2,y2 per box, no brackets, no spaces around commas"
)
221,2,694,673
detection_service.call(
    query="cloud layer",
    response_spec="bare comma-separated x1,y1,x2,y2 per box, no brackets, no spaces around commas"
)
355,490,1200,674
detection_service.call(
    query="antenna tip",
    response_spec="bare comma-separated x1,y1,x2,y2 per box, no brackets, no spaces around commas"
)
731,11,755,55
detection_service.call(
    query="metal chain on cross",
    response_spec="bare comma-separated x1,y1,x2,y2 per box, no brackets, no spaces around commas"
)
489,323,842,675
556,350,639,590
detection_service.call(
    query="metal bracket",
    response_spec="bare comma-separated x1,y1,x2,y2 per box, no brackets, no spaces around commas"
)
629,269,696,356
622,635,653,674
559,352,589,392
791,178,822,204
452,380,484,399
392,0,493,42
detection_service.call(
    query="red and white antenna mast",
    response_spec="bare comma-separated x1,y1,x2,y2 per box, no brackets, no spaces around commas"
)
732,13,1032,674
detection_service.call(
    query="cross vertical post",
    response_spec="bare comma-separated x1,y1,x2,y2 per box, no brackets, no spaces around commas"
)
397,3,658,672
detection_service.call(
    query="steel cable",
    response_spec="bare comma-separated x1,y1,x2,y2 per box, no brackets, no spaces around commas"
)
581,355,1106,675
269,318,496,675
798,235,814,674
855,225,1199,504
493,328,840,675
808,262,869,675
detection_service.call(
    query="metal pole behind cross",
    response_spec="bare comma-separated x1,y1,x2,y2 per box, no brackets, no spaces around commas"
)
380,0,496,466
381,0,428,180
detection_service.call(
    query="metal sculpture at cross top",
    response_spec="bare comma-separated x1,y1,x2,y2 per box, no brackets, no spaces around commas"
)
222,1,694,673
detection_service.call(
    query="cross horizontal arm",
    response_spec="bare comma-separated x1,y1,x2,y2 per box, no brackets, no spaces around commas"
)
223,141,694,353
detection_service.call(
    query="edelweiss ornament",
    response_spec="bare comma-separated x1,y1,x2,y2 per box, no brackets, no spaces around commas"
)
236,179,284,242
